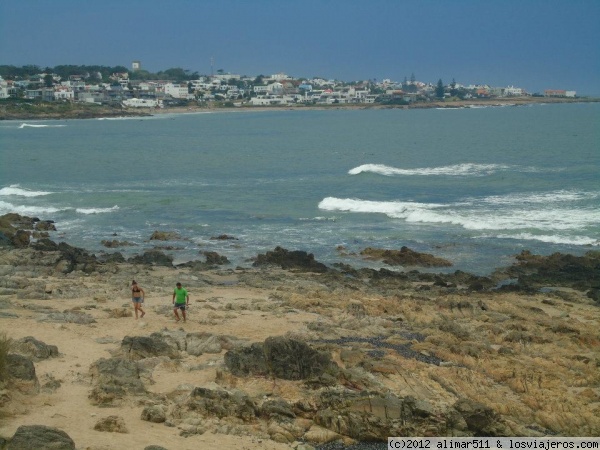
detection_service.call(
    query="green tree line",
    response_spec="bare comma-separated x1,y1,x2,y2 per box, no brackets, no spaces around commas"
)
0,65,199,83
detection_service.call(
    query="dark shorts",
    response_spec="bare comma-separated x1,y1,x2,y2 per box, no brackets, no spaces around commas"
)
174,304,186,310
132,297,143,304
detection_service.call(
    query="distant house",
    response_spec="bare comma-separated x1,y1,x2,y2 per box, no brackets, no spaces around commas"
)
54,87,74,101
545,89,576,97
24,88,54,101
164,83,190,99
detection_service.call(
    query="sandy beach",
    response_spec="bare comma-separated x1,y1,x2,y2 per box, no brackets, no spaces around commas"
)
0,214,599,449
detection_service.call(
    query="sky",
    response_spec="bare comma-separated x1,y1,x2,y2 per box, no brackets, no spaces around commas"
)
1,0,599,95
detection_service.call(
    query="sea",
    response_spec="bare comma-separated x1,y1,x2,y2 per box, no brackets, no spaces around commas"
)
1,102,598,276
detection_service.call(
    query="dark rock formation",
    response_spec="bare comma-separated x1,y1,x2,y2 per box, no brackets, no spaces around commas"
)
454,398,506,436
12,336,59,361
202,251,230,265
149,231,181,241
128,250,174,267
360,246,452,267
88,357,146,405
119,335,179,360
494,250,600,292
224,336,337,380
210,234,238,240
185,387,258,421
253,247,328,273
6,354,36,381
7,425,76,450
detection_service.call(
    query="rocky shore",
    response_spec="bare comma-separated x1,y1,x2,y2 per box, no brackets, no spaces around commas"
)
0,213,598,449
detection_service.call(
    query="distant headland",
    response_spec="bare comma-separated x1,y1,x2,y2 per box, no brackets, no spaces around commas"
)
1,64,597,120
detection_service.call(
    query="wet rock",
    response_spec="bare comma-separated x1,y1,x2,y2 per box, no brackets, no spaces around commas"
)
360,246,452,267
149,231,181,241
7,425,76,450
202,251,230,265
128,250,174,267
253,247,328,273
210,234,238,240
495,250,600,291
12,230,31,248
101,239,135,248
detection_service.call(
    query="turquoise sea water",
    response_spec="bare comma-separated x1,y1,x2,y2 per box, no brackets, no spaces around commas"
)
1,103,599,275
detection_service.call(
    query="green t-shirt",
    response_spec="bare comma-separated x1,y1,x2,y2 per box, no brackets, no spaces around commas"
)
173,287,188,304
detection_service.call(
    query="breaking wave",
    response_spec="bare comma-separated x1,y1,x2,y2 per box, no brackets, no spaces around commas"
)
19,123,66,128
348,163,547,177
75,206,119,214
0,185,53,197
318,196,599,235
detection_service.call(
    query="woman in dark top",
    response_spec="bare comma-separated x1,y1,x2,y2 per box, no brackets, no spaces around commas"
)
131,280,146,319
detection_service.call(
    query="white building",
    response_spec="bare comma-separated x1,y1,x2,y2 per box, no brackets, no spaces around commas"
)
54,87,74,101
123,98,162,108
164,83,189,99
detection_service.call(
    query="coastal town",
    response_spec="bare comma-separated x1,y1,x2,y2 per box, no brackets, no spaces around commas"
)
0,61,579,110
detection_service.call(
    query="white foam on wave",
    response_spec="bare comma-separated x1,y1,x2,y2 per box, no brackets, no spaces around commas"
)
19,123,66,128
348,163,515,177
0,200,67,215
0,185,53,197
75,206,119,214
318,197,600,233
478,190,599,205
493,233,599,246
318,197,445,218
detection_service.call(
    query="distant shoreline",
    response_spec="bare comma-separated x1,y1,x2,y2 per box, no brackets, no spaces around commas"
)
1,96,598,121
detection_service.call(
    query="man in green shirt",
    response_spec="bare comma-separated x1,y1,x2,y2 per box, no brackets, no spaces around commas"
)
172,282,190,322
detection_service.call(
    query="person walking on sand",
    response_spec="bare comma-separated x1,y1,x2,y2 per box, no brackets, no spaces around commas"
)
172,282,189,322
131,280,146,319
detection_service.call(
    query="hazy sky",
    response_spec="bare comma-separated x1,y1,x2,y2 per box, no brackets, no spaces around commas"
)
1,0,599,95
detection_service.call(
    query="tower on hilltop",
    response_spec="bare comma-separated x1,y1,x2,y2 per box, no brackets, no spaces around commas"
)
132,61,141,71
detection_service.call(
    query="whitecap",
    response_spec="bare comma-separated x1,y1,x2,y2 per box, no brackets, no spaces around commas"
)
493,233,599,246
0,200,68,215
348,163,514,177
478,190,599,205
75,205,119,214
318,197,600,232
0,184,53,197
19,123,66,128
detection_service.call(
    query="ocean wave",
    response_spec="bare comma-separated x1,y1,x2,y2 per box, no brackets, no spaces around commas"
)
19,123,66,128
493,233,599,246
478,190,600,205
318,197,445,218
0,200,67,215
318,197,600,232
348,163,515,177
75,206,119,214
0,185,53,197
